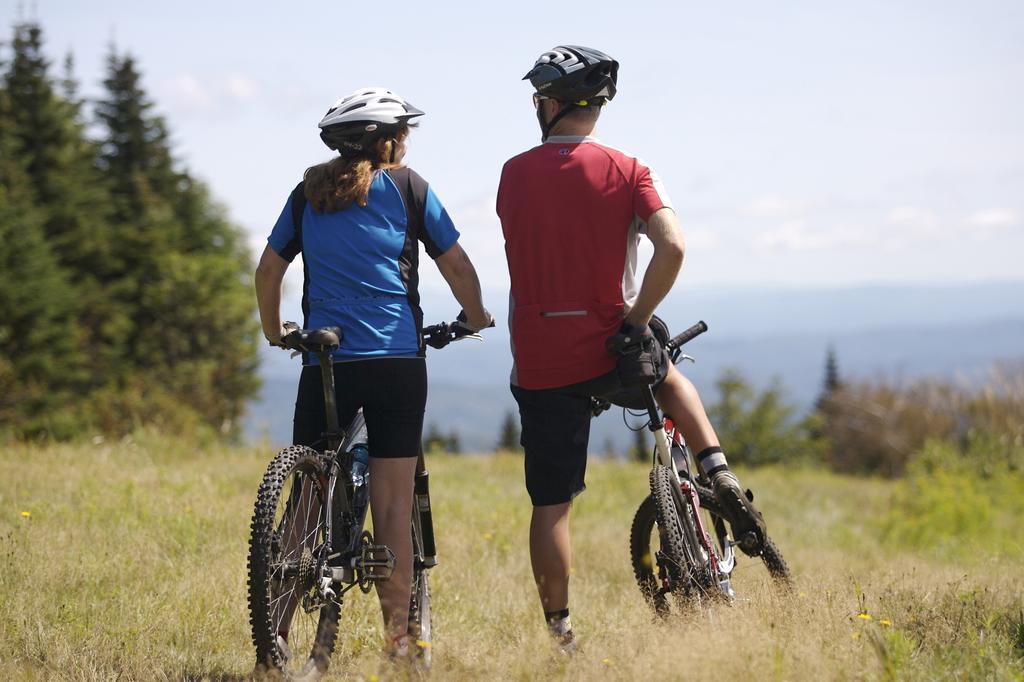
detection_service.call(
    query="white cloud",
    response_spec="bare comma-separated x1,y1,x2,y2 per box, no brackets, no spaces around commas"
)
160,71,264,114
968,208,1018,233
741,195,808,220
886,206,941,236
225,72,259,101
164,73,213,111
755,220,872,252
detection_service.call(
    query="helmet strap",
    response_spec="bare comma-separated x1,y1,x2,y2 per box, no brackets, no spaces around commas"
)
538,101,577,141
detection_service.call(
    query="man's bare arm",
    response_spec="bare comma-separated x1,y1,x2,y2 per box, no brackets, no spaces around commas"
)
624,207,685,329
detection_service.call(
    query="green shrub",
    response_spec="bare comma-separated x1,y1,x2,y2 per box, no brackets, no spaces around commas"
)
881,436,1024,559
708,369,826,466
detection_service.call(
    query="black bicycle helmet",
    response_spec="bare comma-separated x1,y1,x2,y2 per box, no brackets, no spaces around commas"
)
524,45,618,105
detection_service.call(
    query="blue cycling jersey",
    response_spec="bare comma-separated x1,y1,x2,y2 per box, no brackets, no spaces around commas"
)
267,168,459,359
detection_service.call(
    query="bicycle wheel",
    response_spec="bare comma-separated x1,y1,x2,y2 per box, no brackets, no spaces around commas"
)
646,465,714,606
629,494,669,615
248,445,341,678
409,513,432,668
408,563,432,668
695,483,793,587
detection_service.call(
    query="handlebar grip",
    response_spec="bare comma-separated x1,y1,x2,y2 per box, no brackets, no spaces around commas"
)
666,320,708,350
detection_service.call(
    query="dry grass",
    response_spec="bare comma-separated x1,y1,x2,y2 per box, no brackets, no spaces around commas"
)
2,438,1022,680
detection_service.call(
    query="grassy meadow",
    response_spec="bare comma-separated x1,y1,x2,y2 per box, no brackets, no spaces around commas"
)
1,437,1022,681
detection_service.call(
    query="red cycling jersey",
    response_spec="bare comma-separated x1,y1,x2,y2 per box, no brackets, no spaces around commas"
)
497,135,672,389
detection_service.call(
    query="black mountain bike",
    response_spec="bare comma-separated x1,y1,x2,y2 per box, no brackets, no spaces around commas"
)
605,321,792,615
247,320,475,679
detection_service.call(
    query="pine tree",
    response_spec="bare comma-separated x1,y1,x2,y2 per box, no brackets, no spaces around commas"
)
4,23,115,276
631,426,649,462
0,78,79,435
94,47,260,435
496,410,521,452
3,21,121,393
816,345,842,410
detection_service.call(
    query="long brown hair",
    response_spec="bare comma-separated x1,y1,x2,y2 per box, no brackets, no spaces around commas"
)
303,125,411,213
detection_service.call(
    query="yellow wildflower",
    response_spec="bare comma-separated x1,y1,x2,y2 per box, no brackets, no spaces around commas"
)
857,613,872,621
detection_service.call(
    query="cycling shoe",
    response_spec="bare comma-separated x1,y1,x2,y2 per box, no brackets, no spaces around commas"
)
712,471,767,556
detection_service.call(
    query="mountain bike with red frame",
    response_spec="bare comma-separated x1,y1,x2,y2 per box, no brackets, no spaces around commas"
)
606,321,792,614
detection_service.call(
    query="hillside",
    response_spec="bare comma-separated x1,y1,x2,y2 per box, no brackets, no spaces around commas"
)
2,440,1021,679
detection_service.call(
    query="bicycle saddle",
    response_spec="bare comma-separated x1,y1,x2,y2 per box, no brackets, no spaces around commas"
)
284,326,343,352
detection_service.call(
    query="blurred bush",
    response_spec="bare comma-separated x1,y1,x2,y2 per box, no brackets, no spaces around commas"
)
818,363,1024,477
708,369,826,466
880,434,1024,559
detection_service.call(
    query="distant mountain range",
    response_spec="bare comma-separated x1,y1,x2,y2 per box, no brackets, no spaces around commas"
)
245,281,1024,453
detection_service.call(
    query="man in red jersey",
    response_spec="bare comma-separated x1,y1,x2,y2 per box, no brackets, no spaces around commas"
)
496,45,767,651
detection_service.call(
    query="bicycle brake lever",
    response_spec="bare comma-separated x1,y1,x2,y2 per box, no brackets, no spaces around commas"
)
677,354,696,364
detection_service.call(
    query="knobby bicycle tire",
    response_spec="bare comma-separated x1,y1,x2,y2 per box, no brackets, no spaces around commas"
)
647,465,710,603
694,483,793,587
248,445,341,678
408,562,432,668
629,494,669,615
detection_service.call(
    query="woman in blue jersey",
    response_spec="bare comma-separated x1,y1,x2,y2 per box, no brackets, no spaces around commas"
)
254,87,491,657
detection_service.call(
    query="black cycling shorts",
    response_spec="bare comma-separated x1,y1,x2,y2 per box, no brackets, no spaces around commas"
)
293,357,427,459
512,347,670,506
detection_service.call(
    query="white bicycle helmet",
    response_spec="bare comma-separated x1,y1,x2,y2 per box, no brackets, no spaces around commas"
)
318,87,425,156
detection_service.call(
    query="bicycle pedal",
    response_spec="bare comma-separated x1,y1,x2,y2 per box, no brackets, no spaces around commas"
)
357,543,396,581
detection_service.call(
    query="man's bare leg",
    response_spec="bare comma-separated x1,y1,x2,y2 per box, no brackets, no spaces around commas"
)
654,363,766,552
530,502,576,650
530,502,571,611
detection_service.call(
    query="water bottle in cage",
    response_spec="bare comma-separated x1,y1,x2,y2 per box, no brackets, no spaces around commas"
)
349,441,370,524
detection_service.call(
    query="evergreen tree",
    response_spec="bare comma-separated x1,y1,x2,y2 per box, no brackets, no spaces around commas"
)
444,429,461,455
3,21,121,389
0,79,79,436
0,22,259,439
815,345,842,410
3,22,115,276
423,423,446,453
496,410,521,452
708,369,824,465
631,426,649,463
94,47,260,434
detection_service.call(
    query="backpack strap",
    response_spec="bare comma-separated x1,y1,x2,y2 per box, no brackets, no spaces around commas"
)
387,167,431,350
290,181,307,247
288,181,311,335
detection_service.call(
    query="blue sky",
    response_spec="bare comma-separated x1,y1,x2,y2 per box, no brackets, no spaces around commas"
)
6,1,1023,304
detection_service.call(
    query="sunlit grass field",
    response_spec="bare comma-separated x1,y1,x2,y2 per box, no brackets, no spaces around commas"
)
2,437,1022,680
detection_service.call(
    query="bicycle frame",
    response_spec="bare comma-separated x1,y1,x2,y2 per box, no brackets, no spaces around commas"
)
638,364,736,596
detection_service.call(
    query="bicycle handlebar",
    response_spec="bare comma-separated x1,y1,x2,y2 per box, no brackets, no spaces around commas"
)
664,320,708,351
421,317,495,350
274,318,492,354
